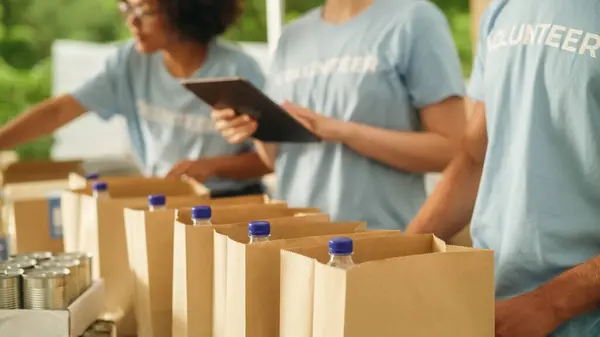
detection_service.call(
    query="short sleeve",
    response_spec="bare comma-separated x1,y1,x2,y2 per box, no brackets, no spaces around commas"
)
71,41,133,121
400,2,466,109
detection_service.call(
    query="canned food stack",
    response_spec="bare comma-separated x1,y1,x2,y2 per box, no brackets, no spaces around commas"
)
0,269,23,309
0,250,94,310
23,269,69,309
53,252,93,294
38,259,80,303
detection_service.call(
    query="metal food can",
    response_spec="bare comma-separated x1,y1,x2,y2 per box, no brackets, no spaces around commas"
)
53,252,92,293
10,251,53,262
38,259,80,303
0,268,24,309
23,268,69,310
91,320,115,336
0,258,37,271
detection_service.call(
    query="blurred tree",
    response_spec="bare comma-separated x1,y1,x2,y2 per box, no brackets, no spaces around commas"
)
0,0,472,159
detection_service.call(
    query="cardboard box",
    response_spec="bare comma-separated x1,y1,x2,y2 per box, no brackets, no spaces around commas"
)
1,160,84,254
0,279,105,337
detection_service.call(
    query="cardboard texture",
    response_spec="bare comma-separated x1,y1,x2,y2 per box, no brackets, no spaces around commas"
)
0,280,105,337
212,208,322,337
0,159,82,186
60,176,209,253
125,199,281,337
221,222,387,337
280,231,402,337
282,235,494,337
74,190,209,337
0,151,18,170
0,161,84,254
173,212,328,337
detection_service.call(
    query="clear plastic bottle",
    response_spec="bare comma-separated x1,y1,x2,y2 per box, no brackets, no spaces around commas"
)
248,221,270,243
148,194,167,212
191,205,212,226
92,181,110,199
327,237,355,269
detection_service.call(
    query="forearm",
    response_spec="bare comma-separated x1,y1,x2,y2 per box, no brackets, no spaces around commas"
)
252,140,278,171
207,152,273,180
404,150,482,241
341,123,458,172
0,95,84,149
538,255,600,324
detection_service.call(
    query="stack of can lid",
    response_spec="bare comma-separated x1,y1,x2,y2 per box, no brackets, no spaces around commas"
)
0,251,93,310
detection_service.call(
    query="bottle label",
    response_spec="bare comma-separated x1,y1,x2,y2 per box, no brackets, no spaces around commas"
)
0,236,8,260
48,194,63,240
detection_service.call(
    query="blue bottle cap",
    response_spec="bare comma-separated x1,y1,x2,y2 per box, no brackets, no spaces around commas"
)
248,221,270,237
148,194,166,207
192,205,212,220
92,181,108,192
329,237,353,255
85,173,100,180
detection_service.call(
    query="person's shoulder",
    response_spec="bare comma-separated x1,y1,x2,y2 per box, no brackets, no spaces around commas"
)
278,8,322,41
392,0,448,26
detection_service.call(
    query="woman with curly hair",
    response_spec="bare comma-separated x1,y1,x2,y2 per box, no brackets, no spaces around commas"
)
0,0,270,197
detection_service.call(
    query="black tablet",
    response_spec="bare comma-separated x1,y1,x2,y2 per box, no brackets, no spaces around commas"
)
182,77,320,143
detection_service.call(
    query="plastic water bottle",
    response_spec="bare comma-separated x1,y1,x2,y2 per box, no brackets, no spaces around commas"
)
248,221,270,243
148,194,166,212
92,181,110,199
191,206,212,226
327,237,355,269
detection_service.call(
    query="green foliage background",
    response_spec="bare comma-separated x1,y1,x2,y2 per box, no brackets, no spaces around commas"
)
0,0,472,159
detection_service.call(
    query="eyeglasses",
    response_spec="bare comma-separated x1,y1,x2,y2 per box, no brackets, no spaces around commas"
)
118,1,158,19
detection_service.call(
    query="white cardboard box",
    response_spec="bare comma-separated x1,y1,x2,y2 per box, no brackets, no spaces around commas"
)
0,279,105,337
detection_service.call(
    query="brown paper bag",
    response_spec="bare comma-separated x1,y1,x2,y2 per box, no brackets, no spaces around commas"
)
171,208,325,337
279,231,402,337
77,189,209,337
125,200,286,337
61,176,209,253
283,234,494,337
221,222,387,337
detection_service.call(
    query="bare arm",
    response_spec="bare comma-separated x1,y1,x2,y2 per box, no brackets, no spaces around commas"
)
253,141,278,171
204,152,273,180
538,255,600,326
404,100,487,241
0,94,86,149
340,96,466,172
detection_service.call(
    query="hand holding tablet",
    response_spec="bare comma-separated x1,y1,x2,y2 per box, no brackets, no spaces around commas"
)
182,77,320,142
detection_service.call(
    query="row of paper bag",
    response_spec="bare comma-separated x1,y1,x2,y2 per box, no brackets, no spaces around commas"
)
61,176,495,337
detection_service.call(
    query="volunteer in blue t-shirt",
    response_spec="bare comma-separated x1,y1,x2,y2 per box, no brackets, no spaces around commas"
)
407,0,600,336
0,0,271,197
213,0,467,229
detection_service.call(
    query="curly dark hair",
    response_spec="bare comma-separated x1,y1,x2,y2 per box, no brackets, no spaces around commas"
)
157,0,243,44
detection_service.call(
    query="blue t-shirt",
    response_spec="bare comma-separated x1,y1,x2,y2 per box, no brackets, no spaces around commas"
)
469,0,600,335
266,0,465,229
72,39,265,193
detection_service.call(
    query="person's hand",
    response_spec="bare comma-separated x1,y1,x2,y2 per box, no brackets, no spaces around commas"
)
166,159,218,182
282,101,352,142
495,290,561,337
212,108,258,144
